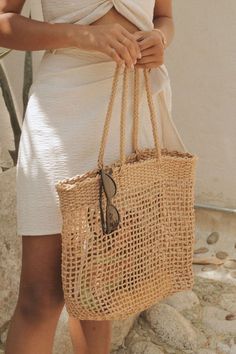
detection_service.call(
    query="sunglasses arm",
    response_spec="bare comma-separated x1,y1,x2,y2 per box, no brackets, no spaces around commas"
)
98,172,107,235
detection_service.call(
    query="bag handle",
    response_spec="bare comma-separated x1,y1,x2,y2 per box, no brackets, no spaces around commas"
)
132,68,162,157
97,65,162,170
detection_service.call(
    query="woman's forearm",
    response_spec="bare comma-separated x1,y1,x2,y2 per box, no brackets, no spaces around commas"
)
0,12,141,67
153,16,175,48
0,12,80,51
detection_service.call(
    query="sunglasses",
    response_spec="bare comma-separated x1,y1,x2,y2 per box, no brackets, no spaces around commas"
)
98,168,121,235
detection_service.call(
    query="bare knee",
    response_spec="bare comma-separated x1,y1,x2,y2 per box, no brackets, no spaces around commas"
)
15,234,64,323
16,283,65,323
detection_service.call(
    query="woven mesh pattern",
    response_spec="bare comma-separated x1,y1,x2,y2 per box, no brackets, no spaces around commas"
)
55,67,198,320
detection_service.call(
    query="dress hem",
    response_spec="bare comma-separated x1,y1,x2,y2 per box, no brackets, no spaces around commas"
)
17,229,62,236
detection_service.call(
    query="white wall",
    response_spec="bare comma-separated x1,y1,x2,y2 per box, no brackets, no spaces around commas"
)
166,0,236,209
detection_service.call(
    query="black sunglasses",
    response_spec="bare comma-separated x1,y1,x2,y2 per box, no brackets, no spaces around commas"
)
98,168,121,235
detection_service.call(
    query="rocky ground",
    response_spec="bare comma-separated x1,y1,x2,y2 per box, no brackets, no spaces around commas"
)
110,209,236,354
111,276,236,354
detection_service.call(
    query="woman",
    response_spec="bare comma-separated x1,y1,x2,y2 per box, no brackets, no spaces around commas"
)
0,1,186,353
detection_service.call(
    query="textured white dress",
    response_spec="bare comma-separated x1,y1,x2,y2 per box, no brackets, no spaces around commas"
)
16,0,187,236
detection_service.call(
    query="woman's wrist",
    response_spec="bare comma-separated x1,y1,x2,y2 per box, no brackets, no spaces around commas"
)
66,23,90,49
48,23,91,53
152,28,167,49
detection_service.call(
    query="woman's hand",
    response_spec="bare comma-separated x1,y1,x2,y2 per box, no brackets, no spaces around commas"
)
73,23,142,69
133,30,165,69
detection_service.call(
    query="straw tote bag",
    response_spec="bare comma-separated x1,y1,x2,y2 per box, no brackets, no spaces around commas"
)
55,65,198,321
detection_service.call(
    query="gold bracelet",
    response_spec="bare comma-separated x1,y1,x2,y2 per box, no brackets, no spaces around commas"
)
152,28,167,48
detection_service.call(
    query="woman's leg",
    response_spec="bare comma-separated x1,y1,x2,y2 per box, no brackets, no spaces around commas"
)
4,234,85,354
68,317,89,354
81,319,112,354
68,316,112,354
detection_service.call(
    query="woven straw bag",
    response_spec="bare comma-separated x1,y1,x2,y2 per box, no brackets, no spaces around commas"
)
55,65,198,320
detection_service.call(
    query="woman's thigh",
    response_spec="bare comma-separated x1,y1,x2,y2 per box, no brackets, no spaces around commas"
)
17,234,64,315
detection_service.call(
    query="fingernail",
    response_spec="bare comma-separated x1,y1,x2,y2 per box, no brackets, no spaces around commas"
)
131,64,134,70
138,53,142,59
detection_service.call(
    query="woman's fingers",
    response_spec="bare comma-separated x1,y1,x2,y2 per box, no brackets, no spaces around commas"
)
112,28,141,68
107,46,124,66
84,24,142,68
111,41,135,68
133,31,147,42
137,37,156,51
105,27,164,69
137,46,158,58
121,28,142,59
109,24,141,68
136,50,164,66
119,36,139,65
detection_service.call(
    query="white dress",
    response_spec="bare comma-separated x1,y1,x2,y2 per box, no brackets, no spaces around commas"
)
16,0,187,236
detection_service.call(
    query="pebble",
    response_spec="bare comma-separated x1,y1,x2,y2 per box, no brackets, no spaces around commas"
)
216,251,229,260
225,313,236,321
202,306,236,335
194,247,209,254
193,257,223,265
201,265,218,272
207,231,220,244
224,259,236,270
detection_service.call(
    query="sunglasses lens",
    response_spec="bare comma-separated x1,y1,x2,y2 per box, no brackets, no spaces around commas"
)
99,169,120,235
106,204,120,233
101,170,116,199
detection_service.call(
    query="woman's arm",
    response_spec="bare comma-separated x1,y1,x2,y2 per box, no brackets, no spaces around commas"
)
134,0,174,69
0,0,140,68
153,0,175,49
0,0,77,51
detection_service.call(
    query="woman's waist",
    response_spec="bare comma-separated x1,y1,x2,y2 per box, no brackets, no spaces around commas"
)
32,49,119,89
44,46,113,62
33,35,170,95
89,6,140,34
